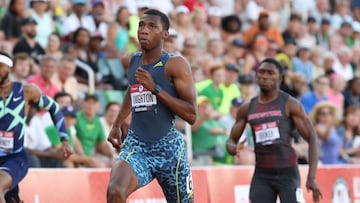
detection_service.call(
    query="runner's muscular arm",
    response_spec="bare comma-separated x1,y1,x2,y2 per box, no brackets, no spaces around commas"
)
112,55,132,128
226,103,250,155
287,97,322,202
287,98,318,180
107,55,132,150
157,56,197,124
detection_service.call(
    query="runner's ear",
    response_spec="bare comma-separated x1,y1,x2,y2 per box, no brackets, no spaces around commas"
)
162,30,169,39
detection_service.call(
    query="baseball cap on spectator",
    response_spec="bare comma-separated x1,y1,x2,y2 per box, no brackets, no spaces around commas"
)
92,0,103,6
284,38,297,46
61,106,77,117
225,63,239,73
208,6,222,17
73,0,87,5
20,17,37,26
238,75,254,84
91,31,104,40
137,0,152,9
341,21,352,28
84,93,99,101
231,97,244,107
175,5,189,14
321,18,331,25
232,38,246,48
307,16,316,24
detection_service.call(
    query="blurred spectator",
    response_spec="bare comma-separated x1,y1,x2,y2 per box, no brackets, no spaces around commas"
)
198,64,225,117
306,16,319,39
296,24,317,49
243,10,284,48
219,97,244,133
281,72,309,99
218,63,241,115
238,74,256,102
99,102,125,155
199,38,224,76
191,96,232,165
171,5,192,51
189,8,209,52
327,73,346,119
25,106,66,168
266,39,280,58
163,31,180,54
206,6,223,40
276,38,297,76
310,0,332,24
26,54,60,98
352,0,360,22
331,1,353,33
292,45,314,83
310,101,346,164
181,37,200,65
282,13,302,45
333,46,354,81
314,18,332,51
243,34,268,75
343,76,360,109
240,0,261,31
222,38,246,67
105,6,130,58
337,105,360,163
322,51,336,76
45,32,63,61
12,16,45,62
330,21,353,51
75,94,114,167
0,0,28,44
9,52,31,83
90,0,109,40
210,0,235,16
61,105,100,168
300,74,329,114
61,0,96,40
350,21,360,48
220,14,242,45
29,0,55,48
51,55,79,101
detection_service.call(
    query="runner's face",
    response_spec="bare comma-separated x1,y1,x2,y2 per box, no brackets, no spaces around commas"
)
138,14,167,50
0,63,10,85
256,63,281,93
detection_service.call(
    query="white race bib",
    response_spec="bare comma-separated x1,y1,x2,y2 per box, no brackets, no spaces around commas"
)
0,131,14,152
254,122,280,145
130,84,157,112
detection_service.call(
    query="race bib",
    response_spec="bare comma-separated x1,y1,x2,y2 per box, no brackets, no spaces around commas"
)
130,84,157,112
254,121,280,145
0,131,14,152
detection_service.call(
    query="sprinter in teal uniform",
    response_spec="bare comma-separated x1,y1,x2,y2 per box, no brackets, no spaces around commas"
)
107,9,197,203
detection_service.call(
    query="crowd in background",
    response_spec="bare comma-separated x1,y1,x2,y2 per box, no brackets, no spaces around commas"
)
1,0,360,167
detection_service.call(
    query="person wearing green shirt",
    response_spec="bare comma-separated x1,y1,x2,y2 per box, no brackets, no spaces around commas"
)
74,94,114,167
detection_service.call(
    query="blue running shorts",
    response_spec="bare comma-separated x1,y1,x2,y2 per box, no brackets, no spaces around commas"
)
118,127,194,203
0,149,29,190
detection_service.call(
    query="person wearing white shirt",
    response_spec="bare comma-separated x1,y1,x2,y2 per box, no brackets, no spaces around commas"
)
333,46,354,81
61,0,96,37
